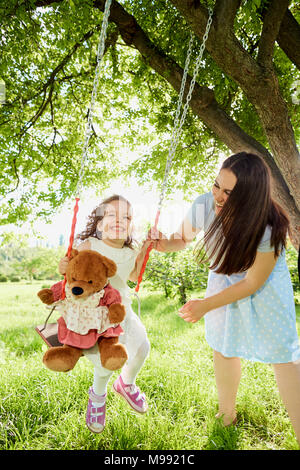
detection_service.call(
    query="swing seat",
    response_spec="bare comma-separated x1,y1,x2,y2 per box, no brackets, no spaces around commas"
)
36,305,63,348
35,322,63,348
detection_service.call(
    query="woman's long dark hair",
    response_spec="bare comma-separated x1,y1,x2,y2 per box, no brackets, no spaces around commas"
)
195,152,290,275
76,194,135,249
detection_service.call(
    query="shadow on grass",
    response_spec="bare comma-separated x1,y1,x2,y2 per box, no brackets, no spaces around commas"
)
203,417,241,450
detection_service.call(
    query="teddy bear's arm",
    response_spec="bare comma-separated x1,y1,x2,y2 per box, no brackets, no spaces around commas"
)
37,281,64,305
108,303,126,323
37,288,55,305
101,284,126,324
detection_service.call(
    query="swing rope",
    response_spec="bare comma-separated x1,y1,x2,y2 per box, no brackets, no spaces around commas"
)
37,3,213,339
61,2,213,297
61,0,112,299
135,7,213,292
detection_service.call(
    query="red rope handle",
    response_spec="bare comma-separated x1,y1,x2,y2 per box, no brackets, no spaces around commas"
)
135,209,160,293
61,197,80,300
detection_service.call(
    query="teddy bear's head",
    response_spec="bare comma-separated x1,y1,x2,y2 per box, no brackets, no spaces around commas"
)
66,249,117,299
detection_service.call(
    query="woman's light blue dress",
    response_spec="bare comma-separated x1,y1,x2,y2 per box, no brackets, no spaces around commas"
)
187,192,300,364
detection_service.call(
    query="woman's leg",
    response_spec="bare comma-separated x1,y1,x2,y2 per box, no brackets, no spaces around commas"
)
272,360,300,445
213,350,241,426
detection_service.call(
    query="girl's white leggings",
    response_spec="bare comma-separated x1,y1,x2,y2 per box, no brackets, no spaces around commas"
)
83,307,150,396
91,338,150,396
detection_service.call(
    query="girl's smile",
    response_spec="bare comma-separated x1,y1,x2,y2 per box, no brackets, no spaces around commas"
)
97,199,133,247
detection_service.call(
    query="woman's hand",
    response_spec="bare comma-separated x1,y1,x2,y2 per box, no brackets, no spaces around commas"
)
59,256,69,275
147,227,168,252
178,299,210,323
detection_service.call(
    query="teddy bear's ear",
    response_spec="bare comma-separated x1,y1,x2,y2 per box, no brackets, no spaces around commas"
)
66,249,79,260
101,255,117,277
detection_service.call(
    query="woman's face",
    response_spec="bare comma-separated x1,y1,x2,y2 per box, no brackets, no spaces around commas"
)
97,199,133,241
212,168,237,215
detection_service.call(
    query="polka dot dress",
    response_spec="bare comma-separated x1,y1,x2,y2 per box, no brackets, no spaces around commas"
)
187,192,300,364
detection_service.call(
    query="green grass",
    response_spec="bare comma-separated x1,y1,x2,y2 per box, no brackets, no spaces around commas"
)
0,281,299,450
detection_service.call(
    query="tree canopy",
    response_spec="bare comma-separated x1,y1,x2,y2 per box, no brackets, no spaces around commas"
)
0,0,299,244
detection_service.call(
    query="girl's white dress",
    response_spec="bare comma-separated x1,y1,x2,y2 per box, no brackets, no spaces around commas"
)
82,238,148,369
187,191,300,364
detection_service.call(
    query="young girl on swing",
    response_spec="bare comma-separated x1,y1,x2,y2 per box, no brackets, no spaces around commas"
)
148,152,300,445
59,195,151,434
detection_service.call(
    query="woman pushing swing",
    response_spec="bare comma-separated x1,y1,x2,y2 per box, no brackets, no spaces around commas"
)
148,152,300,444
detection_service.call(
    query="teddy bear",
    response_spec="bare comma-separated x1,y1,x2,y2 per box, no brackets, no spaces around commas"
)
37,249,128,372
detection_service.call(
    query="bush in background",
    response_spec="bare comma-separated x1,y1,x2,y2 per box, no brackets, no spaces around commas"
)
0,244,65,282
142,245,209,304
286,244,300,292
0,273,8,282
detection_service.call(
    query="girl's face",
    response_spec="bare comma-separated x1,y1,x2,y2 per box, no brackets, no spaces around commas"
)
97,199,133,241
212,168,237,215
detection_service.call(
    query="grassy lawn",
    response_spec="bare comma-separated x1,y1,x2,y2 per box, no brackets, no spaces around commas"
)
0,281,299,450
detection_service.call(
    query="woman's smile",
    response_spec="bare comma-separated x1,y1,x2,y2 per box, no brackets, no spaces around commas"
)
212,169,237,215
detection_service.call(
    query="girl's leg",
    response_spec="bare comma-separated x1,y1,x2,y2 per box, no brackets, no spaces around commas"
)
121,338,150,385
118,309,150,385
272,360,300,445
213,350,241,426
83,344,114,394
93,366,113,396
112,338,150,414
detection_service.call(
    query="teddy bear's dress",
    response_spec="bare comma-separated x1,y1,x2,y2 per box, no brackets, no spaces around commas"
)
50,281,123,349
187,191,300,363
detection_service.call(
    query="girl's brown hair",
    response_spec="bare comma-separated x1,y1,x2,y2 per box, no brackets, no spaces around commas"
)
195,152,290,275
76,194,134,249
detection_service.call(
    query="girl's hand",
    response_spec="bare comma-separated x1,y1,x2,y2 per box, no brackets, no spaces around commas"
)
129,239,154,282
147,227,168,252
178,299,210,323
140,239,153,252
59,256,69,275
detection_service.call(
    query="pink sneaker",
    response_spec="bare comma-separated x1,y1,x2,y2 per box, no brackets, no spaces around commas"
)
113,375,148,414
86,387,106,433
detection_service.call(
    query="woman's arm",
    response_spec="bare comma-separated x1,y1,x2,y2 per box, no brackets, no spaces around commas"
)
129,217,201,282
148,217,201,252
179,250,277,323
